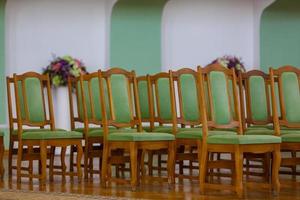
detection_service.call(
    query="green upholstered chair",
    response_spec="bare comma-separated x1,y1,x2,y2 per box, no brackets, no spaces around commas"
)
238,70,277,178
10,72,83,184
141,72,178,175
68,72,108,179
171,68,203,178
199,64,281,197
99,68,175,190
7,77,67,178
69,73,140,179
270,66,300,176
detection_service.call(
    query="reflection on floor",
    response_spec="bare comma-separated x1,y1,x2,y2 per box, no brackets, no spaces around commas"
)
1,154,300,199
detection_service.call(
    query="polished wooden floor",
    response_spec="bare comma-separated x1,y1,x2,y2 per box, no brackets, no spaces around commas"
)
1,154,300,200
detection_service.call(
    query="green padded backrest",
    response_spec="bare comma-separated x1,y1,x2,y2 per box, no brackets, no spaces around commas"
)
179,74,199,121
77,78,110,121
157,78,172,120
281,72,300,123
249,76,268,121
111,74,132,123
209,71,231,125
21,78,45,123
138,80,150,119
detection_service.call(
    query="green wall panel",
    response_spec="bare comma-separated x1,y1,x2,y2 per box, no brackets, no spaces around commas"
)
110,0,167,75
261,0,300,72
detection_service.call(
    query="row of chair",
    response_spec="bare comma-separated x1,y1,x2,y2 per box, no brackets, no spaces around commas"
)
4,64,300,197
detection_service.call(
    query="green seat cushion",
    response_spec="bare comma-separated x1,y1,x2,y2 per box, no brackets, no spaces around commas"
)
244,129,275,135
281,134,300,143
207,135,281,145
88,128,139,138
108,132,175,142
13,128,65,135
247,125,273,130
0,131,4,137
147,126,202,134
142,126,152,132
22,130,83,140
153,126,173,133
176,130,237,140
280,129,300,135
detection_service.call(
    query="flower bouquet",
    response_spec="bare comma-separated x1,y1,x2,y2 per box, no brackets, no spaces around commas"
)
210,55,246,74
43,55,88,87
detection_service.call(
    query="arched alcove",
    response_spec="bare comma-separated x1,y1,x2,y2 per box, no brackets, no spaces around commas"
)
261,0,300,71
110,0,168,75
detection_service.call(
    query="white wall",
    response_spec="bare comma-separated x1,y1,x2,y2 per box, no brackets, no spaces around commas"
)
5,0,114,75
162,0,255,71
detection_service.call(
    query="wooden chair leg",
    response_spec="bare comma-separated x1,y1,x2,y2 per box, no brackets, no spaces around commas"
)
49,146,55,182
69,145,75,172
28,146,33,182
16,142,23,183
8,139,13,177
168,141,175,186
158,154,162,176
129,142,138,191
40,141,47,186
264,153,271,182
0,137,4,180
199,146,208,194
84,141,89,180
76,143,83,182
234,146,243,198
272,146,281,195
61,147,67,182
101,143,109,188
291,151,297,179
148,151,153,176
137,149,143,186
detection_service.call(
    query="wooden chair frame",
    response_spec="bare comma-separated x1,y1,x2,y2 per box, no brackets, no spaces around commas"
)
199,64,281,197
11,72,83,184
7,76,72,178
239,70,274,178
99,68,175,190
171,68,203,179
270,66,300,175
0,135,4,179
68,72,108,179
143,72,177,175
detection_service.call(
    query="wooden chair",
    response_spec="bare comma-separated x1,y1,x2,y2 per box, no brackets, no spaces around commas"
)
144,72,178,175
68,72,108,180
100,68,175,190
171,68,203,179
239,70,275,179
0,132,4,179
270,66,300,177
10,72,83,184
6,77,66,177
198,64,281,197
